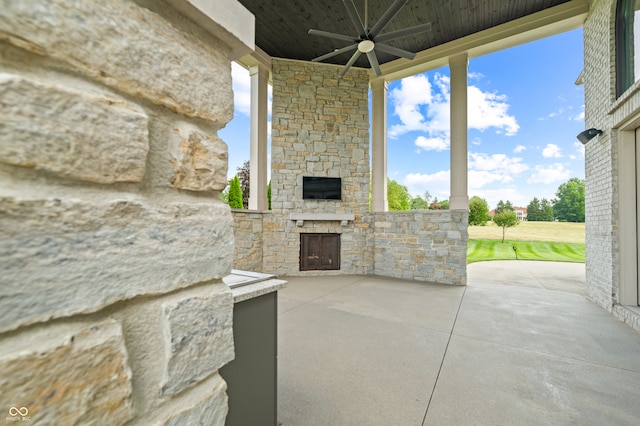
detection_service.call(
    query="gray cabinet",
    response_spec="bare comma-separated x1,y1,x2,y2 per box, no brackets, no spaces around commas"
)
220,282,279,425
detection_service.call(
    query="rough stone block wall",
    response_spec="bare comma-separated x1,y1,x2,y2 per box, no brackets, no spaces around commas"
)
267,59,373,276
373,211,468,285
0,0,242,423
231,210,266,272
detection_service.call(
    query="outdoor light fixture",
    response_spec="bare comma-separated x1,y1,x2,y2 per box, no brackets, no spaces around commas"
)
576,128,603,144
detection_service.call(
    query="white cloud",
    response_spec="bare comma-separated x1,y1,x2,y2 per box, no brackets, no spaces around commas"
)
542,143,562,158
467,86,519,136
389,74,434,137
231,62,251,116
527,163,571,184
403,170,450,197
468,152,529,175
389,72,519,142
539,108,565,120
571,105,585,121
569,141,585,160
466,152,528,191
468,170,512,189
514,145,526,153
415,135,449,151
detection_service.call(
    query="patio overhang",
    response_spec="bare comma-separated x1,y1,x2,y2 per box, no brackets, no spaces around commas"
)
235,0,588,213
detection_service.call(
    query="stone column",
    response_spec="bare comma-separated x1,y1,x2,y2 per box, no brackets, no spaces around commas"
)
0,0,253,424
449,53,469,210
249,64,269,210
371,79,388,212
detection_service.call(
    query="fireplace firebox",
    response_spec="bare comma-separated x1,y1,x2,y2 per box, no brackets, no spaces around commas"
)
300,233,340,271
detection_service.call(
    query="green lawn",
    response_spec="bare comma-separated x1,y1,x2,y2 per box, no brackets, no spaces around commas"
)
467,239,585,264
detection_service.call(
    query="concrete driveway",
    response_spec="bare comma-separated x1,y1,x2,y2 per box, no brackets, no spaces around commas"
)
467,260,585,295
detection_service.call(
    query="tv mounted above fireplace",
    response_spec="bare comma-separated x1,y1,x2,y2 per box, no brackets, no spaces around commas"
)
302,176,341,200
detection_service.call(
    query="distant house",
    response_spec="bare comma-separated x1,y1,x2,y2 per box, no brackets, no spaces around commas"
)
489,207,528,221
514,207,528,221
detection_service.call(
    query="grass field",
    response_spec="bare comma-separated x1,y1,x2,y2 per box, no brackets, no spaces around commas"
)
468,222,586,263
469,221,585,244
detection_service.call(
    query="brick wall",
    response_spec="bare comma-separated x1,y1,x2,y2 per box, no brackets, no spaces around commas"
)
0,0,250,423
583,0,616,311
584,0,640,330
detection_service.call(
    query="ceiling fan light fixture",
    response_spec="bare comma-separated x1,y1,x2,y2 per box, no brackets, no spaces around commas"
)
358,39,375,53
308,0,431,77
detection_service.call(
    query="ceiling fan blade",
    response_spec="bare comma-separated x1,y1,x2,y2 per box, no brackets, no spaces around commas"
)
369,0,409,39
375,22,432,43
308,29,357,43
312,44,358,62
342,0,366,38
374,43,416,60
366,50,382,76
339,50,363,77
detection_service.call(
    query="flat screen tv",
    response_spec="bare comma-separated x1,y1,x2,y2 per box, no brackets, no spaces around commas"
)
303,176,341,200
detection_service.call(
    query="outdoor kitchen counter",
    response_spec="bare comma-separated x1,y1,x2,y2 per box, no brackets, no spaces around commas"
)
223,269,288,302
221,270,287,426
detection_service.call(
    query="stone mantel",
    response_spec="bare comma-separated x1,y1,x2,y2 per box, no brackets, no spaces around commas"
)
289,213,355,227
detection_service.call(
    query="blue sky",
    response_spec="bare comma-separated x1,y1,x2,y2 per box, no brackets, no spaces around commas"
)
220,28,584,210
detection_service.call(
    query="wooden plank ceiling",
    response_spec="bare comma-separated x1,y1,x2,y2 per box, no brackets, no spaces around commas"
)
236,0,572,69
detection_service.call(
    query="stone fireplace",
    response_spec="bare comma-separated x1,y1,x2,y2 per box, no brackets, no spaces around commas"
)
231,58,468,285
258,58,373,277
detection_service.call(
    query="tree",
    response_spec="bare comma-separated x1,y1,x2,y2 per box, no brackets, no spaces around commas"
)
494,210,519,243
267,180,272,210
541,198,554,221
228,175,243,209
526,197,542,221
411,196,430,210
469,196,490,226
554,178,585,222
411,190,432,210
528,197,554,222
387,178,411,211
236,160,250,209
429,197,449,210
495,199,514,215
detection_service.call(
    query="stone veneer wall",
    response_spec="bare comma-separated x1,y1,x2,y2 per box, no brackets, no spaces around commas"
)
373,211,468,284
0,1,249,423
231,209,267,272
231,209,468,285
233,59,467,285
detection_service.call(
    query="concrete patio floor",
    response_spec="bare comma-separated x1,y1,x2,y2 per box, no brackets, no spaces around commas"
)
277,261,640,425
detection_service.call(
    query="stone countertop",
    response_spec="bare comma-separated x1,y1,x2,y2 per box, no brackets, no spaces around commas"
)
223,270,287,303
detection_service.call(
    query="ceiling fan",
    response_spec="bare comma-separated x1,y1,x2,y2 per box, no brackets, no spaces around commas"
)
308,0,431,77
